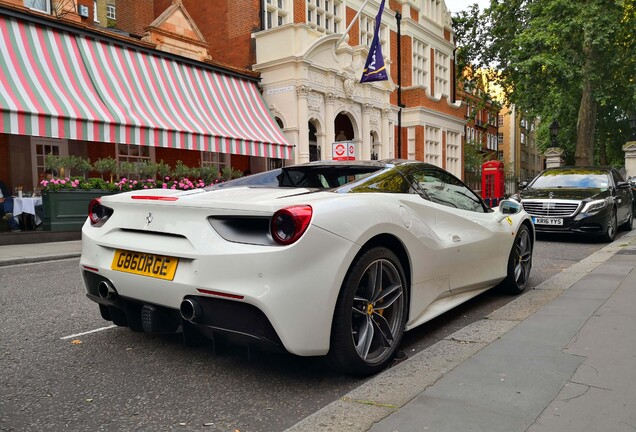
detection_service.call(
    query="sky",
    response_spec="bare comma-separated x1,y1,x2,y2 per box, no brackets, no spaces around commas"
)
444,0,490,14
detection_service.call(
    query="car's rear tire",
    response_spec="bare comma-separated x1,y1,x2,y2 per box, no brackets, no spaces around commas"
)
499,225,532,295
601,208,617,242
327,247,407,376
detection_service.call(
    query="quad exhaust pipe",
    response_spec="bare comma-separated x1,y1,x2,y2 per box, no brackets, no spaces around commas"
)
98,281,117,300
180,298,203,322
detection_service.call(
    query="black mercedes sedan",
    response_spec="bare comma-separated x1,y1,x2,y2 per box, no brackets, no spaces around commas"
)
517,166,633,242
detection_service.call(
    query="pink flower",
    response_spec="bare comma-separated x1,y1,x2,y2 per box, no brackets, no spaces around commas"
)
162,184,167,189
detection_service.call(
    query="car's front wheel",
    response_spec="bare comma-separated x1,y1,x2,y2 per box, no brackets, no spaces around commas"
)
499,224,532,295
327,247,407,376
601,208,617,242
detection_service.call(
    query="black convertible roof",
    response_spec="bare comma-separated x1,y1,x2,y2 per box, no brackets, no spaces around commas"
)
292,159,422,168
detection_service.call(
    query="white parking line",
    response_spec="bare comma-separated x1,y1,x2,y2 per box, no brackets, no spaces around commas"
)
60,324,118,340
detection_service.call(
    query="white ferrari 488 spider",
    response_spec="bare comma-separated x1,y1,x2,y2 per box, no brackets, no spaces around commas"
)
80,160,534,376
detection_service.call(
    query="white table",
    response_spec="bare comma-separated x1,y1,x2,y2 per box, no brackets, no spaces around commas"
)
13,196,43,226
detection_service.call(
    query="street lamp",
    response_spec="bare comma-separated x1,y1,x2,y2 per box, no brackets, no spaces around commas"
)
630,112,636,141
549,119,560,147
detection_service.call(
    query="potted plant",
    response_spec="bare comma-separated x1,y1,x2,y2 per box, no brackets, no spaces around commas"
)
41,177,118,232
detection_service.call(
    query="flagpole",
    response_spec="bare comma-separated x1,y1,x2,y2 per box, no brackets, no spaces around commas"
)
336,0,373,47
396,11,403,159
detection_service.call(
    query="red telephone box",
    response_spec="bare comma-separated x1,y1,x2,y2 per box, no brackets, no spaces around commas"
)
481,161,505,207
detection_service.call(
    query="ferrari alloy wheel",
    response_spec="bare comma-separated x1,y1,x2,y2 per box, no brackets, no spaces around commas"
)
500,225,532,295
327,247,407,376
602,208,617,242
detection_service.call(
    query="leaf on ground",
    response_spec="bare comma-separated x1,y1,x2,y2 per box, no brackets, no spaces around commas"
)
71,339,82,345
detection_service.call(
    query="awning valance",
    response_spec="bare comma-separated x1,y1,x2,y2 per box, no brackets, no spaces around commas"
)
0,13,292,159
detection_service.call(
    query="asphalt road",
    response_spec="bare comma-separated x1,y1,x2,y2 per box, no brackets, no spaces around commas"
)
0,233,622,432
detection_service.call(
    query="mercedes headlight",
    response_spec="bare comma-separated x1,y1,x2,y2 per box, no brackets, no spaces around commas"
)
582,199,608,213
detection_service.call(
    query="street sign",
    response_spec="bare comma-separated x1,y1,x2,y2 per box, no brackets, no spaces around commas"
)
332,141,356,160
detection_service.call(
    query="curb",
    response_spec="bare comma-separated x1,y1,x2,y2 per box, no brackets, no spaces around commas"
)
285,230,636,432
0,240,83,267
0,253,81,267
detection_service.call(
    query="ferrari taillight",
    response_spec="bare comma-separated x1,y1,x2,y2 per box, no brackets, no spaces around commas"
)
88,198,113,227
271,205,313,245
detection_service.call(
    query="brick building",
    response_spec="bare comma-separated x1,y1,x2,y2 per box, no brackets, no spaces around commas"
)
498,105,544,192
115,0,466,174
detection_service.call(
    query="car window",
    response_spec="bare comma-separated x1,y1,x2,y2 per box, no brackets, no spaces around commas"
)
337,168,412,194
402,166,488,213
209,166,381,190
610,169,624,186
281,167,380,188
208,169,282,189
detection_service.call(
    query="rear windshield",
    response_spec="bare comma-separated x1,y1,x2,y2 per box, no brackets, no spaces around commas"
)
209,166,382,189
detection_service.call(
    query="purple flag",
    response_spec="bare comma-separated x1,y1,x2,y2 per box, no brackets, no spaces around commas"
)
360,0,388,83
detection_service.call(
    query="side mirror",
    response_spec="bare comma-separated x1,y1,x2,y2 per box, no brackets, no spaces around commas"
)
519,181,528,189
617,181,630,189
499,199,522,215
495,199,522,223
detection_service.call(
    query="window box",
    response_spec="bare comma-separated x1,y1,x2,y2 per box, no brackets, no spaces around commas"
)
42,190,117,232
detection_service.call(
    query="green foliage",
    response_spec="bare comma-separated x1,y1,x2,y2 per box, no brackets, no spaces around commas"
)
93,157,118,180
75,157,93,179
137,160,158,179
220,166,243,181
156,160,171,180
452,0,636,165
61,155,80,177
189,166,202,180
80,177,117,191
117,161,137,179
44,153,64,173
199,165,218,184
464,138,487,173
40,154,245,191
172,160,192,179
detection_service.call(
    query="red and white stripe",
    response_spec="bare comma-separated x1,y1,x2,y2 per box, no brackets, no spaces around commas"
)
0,15,292,159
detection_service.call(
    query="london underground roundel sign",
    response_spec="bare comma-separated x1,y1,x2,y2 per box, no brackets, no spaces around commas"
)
332,141,355,160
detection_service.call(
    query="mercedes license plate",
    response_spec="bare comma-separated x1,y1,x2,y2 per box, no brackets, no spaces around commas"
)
533,217,563,226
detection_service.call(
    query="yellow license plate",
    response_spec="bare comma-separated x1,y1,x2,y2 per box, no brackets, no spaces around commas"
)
111,250,179,280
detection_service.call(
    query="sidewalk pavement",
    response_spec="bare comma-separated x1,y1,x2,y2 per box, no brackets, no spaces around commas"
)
0,239,82,266
288,230,636,432
1,234,635,432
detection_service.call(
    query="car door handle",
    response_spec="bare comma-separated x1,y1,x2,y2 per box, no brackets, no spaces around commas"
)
451,234,461,242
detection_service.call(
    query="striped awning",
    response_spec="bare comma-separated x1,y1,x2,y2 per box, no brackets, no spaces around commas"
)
0,13,292,159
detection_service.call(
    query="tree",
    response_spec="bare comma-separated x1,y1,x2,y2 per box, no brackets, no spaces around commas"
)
453,4,500,124
454,0,636,166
